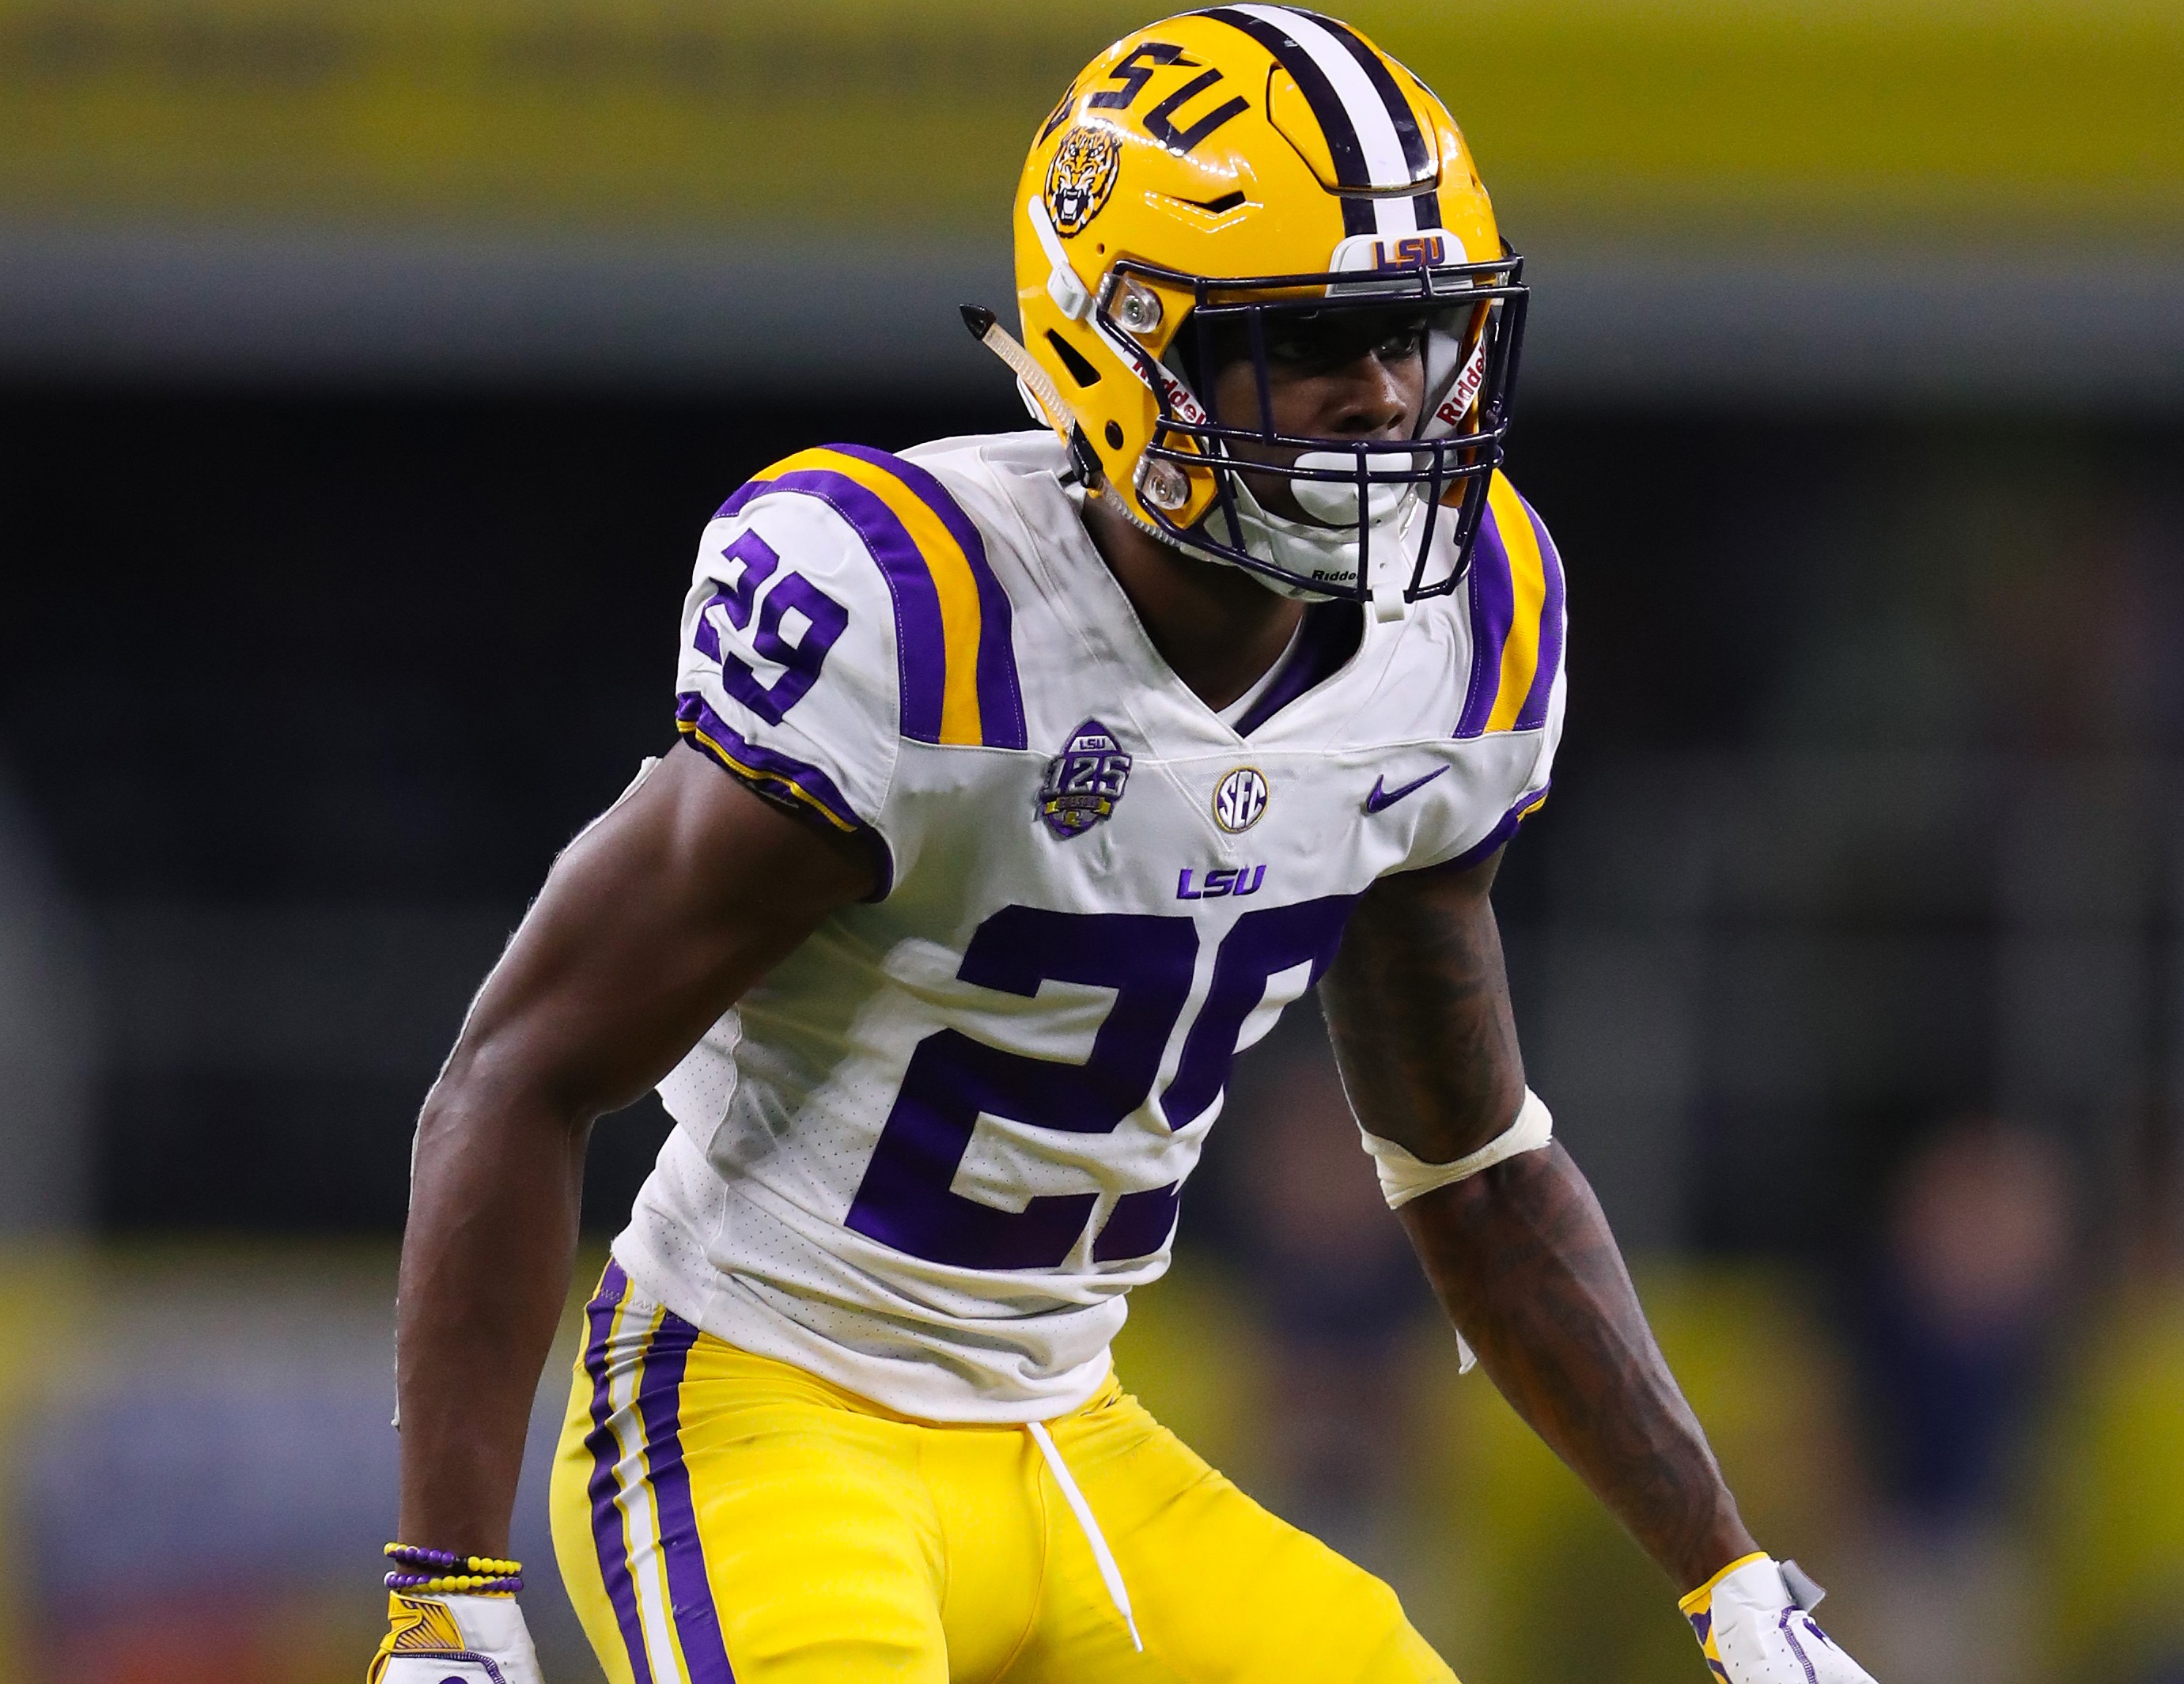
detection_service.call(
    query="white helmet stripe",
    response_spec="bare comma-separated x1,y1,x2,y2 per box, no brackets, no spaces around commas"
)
1232,4,1419,234
1372,185,1421,237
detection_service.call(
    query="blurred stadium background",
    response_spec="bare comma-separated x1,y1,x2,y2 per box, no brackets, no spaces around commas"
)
2,1,2181,1679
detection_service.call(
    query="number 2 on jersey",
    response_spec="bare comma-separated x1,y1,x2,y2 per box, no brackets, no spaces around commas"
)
846,896,1357,1270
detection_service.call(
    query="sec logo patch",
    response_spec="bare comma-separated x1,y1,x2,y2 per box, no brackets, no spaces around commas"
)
1213,766,1270,833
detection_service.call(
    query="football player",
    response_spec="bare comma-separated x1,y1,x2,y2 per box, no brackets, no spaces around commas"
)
370,9,1879,1683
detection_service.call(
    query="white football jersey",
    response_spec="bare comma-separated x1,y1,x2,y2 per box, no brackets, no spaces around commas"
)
614,430,1565,1421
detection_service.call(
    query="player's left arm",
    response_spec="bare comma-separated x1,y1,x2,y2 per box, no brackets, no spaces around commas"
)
1323,846,1751,1584
1323,850,1876,1680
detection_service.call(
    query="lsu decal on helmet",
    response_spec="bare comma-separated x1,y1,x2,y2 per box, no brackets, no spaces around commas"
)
978,6,1528,610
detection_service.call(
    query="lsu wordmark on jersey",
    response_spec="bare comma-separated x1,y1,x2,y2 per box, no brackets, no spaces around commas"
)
611,428,1565,1424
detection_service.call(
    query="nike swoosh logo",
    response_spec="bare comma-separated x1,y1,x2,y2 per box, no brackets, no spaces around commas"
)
1365,766,1448,813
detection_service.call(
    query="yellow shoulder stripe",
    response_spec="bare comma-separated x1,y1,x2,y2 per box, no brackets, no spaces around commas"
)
1484,471,1550,734
768,446,988,747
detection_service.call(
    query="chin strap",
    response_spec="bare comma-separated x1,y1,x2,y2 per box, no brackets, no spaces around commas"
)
1219,470,1420,618
960,305,1107,490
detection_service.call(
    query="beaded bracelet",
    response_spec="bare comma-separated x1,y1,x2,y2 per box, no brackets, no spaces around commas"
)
384,1542,524,1596
385,1543,524,1576
386,1571,525,1595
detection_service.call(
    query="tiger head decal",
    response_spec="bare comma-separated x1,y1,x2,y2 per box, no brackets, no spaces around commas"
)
1043,123,1122,237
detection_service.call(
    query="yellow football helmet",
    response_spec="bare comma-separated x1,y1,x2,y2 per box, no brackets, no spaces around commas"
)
985,6,1527,606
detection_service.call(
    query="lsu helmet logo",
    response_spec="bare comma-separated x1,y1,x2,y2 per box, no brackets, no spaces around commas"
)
1044,124,1121,237
1376,235,1448,269
1331,230,1466,276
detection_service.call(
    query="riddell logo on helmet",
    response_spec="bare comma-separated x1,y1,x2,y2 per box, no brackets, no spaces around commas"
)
1434,339,1489,430
1150,362,1207,427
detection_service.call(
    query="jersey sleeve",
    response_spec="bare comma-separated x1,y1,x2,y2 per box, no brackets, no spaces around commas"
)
1419,471,1569,873
673,445,1028,894
674,456,907,866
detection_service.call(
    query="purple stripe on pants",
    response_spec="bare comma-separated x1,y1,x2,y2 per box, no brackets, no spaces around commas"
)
581,1261,653,1684
827,444,1028,751
720,471,948,743
1513,493,1565,732
1455,502,1516,740
632,1311,737,1684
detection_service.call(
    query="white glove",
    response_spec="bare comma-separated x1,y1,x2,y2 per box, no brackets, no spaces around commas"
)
366,1592,544,1684
1679,1554,1878,1684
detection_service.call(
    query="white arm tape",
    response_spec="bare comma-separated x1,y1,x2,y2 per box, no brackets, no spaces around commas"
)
1358,1088,1554,1210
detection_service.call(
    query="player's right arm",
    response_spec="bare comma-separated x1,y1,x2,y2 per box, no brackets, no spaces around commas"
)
393,744,874,1561
396,446,916,1570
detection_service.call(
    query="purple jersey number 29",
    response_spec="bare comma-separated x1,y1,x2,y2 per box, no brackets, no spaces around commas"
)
846,895,1358,1270
692,528,850,726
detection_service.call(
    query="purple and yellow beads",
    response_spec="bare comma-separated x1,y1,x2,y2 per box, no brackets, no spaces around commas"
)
384,1542,524,1596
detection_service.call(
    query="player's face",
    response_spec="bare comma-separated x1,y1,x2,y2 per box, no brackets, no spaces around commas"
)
1204,308,1429,524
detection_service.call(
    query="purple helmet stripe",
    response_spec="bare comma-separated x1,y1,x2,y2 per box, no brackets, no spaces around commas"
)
580,1262,653,1684
1455,499,1516,739
1200,7,1376,237
632,1311,738,1684
1308,10,1445,230
1514,492,1565,732
720,470,948,744
1305,9,1433,179
823,445,1028,751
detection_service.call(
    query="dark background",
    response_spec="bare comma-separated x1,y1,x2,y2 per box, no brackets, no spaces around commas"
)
8,384,2178,1255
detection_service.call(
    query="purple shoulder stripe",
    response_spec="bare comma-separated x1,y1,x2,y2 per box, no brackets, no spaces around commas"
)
713,450,1028,751
1455,505,1516,740
1514,493,1565,732
720,468,949,744
826,444,1028,751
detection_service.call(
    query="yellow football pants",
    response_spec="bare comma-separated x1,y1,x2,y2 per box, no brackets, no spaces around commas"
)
550,1262,1456,1683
